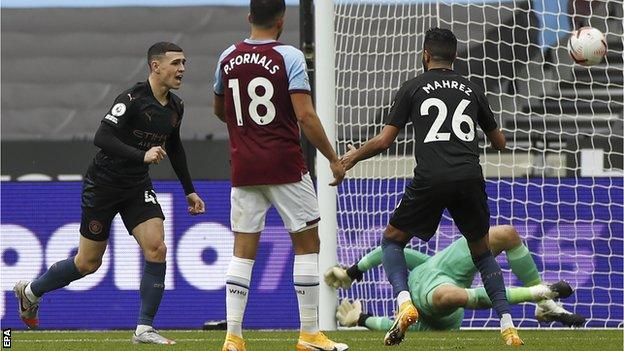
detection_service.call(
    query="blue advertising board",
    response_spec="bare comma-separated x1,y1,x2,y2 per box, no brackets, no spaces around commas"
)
1,179,622,329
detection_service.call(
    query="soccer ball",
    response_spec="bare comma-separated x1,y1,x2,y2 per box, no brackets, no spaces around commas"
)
567,27,607,66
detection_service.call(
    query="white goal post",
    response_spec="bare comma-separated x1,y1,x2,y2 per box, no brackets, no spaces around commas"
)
315,0,340,331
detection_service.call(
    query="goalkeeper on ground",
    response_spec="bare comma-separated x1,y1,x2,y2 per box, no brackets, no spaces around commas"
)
325,225,586,331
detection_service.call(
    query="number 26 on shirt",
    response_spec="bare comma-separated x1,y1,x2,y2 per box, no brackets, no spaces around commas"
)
228,77,276,126
420,97,475,143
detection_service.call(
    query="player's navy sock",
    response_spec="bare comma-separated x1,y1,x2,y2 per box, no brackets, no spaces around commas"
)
381,237,409,297
472,250,510,318
137,261,166,326
30,256,83,297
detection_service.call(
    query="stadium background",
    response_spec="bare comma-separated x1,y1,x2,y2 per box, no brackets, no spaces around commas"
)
1,0,622,330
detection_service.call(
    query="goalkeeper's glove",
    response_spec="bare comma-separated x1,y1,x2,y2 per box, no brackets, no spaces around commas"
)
336,299,362,327
324,266,353,289
324,264,364,289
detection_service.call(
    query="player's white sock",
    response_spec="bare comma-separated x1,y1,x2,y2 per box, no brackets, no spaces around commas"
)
397,290,412,306
24,282,41,303
226,256,254,338
294,253,319,334
500,313,514,330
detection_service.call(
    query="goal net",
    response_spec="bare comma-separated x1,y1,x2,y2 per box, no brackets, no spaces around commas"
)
331,0,623,328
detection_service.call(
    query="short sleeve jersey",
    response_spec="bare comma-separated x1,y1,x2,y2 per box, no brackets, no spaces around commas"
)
385,68,498,185
214,39,311,187
89,81,184,188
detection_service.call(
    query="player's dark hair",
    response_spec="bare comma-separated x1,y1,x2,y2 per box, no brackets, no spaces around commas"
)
423,28,457,64
250,0,286,28
147,42,183,65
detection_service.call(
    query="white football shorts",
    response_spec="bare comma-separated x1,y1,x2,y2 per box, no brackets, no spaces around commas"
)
230,173,320,233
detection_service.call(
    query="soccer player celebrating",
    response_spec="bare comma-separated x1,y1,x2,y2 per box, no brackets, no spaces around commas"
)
340,28,523,346
212,1,347,351
325,225,586,331
13,42,205,345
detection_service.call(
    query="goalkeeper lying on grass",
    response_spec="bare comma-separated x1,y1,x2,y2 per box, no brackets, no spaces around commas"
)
325,225,586,331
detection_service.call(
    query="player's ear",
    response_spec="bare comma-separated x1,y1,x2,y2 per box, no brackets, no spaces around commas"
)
247,13,253,24
149,59,160,74
423,50,431,63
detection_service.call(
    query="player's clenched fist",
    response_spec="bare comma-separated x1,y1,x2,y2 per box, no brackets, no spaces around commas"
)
186,192,205,215
144,146,167,164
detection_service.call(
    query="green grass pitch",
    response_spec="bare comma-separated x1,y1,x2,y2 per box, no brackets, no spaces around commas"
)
9,329,623,351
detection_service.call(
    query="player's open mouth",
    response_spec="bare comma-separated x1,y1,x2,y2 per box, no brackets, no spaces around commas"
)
175,75,183,82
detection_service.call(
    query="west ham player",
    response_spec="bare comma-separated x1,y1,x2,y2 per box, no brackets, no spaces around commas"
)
325,225,585,331
13,42,205,345
213,1,347,350
340,28,523,346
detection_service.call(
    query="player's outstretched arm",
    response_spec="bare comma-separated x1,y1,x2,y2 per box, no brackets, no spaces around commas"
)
291,93,345,186
355,246,429,272
339,125,400,171
340,79,409,171
324,247,429,289
165,127,205,215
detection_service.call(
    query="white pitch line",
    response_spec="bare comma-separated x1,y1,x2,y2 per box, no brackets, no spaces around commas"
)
14,336,615,343
13,337,450,343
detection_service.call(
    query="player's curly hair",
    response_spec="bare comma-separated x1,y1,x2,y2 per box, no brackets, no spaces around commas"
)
250,0,286,29
423,27,457,64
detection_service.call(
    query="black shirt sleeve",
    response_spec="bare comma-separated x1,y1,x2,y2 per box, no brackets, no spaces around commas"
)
475,86,498,133
166,126,195,196
385,81,414,129
94,122,145,163
102,92,136,130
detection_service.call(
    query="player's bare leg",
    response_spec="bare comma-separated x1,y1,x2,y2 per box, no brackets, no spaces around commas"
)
292,227,348,351
15,235,106,329
382,224,419,346
222,232,260,351
468,235,522,346
132,218,175,345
